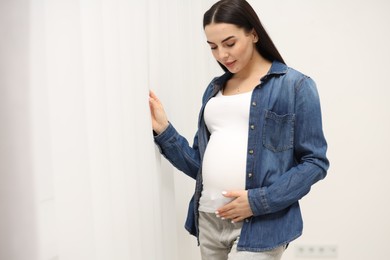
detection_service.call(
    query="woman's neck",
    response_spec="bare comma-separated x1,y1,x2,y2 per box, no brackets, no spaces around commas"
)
233,52,272,81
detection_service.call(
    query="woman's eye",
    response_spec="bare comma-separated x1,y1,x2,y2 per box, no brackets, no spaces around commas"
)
226,43,235,47
210,46,217,50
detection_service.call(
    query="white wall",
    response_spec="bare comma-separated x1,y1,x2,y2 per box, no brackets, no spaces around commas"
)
1,1,389,260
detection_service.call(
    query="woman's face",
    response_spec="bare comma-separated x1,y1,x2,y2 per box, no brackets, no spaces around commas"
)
204,23,257,74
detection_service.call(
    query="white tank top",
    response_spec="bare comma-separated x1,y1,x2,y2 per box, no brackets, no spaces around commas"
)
199,90,252,213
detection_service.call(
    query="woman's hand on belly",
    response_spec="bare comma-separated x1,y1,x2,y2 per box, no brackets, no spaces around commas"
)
215,190,253,223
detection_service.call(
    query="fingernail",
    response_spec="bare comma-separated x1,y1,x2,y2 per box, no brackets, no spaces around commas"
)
231,220,235,224
216,214,220,218
221,217,225,220
222,191,227,195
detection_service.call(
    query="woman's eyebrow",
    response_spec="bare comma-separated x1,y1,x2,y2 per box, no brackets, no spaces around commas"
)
207,36,235,44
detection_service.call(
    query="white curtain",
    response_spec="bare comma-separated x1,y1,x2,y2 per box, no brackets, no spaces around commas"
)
30,0,166,259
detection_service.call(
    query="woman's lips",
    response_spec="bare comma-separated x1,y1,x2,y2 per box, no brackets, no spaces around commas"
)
224,60,236,68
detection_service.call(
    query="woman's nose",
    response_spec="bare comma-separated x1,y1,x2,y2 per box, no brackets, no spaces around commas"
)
218,49,229,60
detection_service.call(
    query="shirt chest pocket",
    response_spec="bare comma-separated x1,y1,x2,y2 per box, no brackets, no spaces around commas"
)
262,110,295,152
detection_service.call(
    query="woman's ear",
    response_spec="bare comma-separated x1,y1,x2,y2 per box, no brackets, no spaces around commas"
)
251,29,258,43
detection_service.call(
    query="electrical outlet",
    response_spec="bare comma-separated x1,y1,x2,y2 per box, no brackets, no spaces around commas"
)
295,244,338,258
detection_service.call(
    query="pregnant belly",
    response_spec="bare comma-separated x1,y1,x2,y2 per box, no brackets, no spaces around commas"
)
202,132,247,193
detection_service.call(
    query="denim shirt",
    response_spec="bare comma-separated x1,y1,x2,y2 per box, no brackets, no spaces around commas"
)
154,61,329,252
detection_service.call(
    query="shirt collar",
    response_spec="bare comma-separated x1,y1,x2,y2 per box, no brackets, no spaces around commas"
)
212,60,288,92
266,60,288,76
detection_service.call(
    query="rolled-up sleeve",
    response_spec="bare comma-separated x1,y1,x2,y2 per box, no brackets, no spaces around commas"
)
154,123,201,179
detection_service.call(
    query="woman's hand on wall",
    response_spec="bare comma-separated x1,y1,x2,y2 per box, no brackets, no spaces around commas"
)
149,90,169,135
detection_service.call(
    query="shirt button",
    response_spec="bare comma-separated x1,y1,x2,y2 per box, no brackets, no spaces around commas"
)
248,173,253,178
249,149,254,154
252,101,257,106
250,124,255,130
245,219,249,223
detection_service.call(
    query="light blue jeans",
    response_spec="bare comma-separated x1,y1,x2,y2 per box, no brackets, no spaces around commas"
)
199,212,286,260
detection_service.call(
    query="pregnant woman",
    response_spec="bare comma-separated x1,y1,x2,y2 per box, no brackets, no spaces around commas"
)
149,0,329,259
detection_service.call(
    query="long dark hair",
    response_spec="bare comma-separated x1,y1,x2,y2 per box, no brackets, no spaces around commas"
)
203,0,285,72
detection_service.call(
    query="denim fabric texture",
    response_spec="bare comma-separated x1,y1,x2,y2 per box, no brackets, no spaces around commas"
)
154,61,329,252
